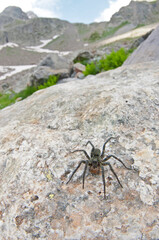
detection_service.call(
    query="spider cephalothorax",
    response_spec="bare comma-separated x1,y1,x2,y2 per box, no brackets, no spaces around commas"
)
66,137,132,199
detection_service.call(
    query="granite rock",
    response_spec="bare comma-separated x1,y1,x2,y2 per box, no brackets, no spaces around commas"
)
124,25,159,65
0,61,159,239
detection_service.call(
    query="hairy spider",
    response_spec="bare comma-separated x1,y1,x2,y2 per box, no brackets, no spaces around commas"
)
66,137,132,199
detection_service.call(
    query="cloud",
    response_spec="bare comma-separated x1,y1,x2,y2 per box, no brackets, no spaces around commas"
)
32,0,61,18
0,0,61,18
95,0,131,22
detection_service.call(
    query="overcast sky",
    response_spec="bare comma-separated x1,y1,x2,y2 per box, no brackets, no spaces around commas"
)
0,0,133,23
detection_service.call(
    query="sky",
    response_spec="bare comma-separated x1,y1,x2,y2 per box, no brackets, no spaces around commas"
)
0,0,134,23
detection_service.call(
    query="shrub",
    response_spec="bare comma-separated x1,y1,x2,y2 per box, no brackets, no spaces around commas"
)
89,31,101,42
38,75,58,90
16,85,37,100
83,62,100,76
0,93,15,109
99,48,128,71
83,48,131,76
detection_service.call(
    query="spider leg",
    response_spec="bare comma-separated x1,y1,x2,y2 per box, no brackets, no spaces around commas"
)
85,141,95,150
100,165,106,199
82,160,89,189
101,137,115,158
71,150,90,160
66,160,86,184
102,162,123,188
102,155,132,170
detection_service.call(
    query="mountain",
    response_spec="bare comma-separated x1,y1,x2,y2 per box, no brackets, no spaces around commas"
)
0,6,28,29
26,11,38,19
1,6,28,20
0,1,159,50
110,0,159,27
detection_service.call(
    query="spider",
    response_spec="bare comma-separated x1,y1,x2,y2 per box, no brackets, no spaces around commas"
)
66,137,132,199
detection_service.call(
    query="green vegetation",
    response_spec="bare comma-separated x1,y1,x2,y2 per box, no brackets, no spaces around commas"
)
37,75,58,90
87,21,129,42
75,23,89,35
83,48,132,76
73,56,90,65
0,75,58,110
101,21,129,38
89,31,101,42
5,19,25,28
135,23,145,29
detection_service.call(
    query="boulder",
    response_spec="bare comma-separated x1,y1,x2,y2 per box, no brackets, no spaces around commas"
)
73,62,86,73
29,53,72,86
130,30,153,50
38,53,71,70
29,66,70,87
73,51,94,64
124,25,159,65
0,60,159,239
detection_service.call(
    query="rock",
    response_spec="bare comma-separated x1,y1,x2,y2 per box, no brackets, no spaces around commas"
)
130,29,153,50
76,72,85,79
29,53,72,86
73,62,86,73
38,53,71,70
124,25,159,65
1,82,9,90
71,62,86,77
15,97,22,102
73,51,94,64
0,60,159,239
29,66,70,87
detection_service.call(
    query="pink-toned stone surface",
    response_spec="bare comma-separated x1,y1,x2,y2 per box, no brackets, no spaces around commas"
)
0,61,159,239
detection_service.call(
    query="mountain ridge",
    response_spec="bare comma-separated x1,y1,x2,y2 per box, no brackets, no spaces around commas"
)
0,1,159,49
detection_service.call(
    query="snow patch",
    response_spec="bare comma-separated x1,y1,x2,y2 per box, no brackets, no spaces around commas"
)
23,35,71,56
84,43,88,47
0,65,36,81
0,43,19,51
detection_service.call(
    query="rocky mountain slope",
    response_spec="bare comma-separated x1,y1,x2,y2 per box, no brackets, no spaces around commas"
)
1,1,159,49
110,0,159,27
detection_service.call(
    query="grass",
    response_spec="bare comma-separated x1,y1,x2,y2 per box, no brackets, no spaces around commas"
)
101,21,129,38
0,75,58,110
87,21,129,42
135,24,145,29
75,23,89,35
